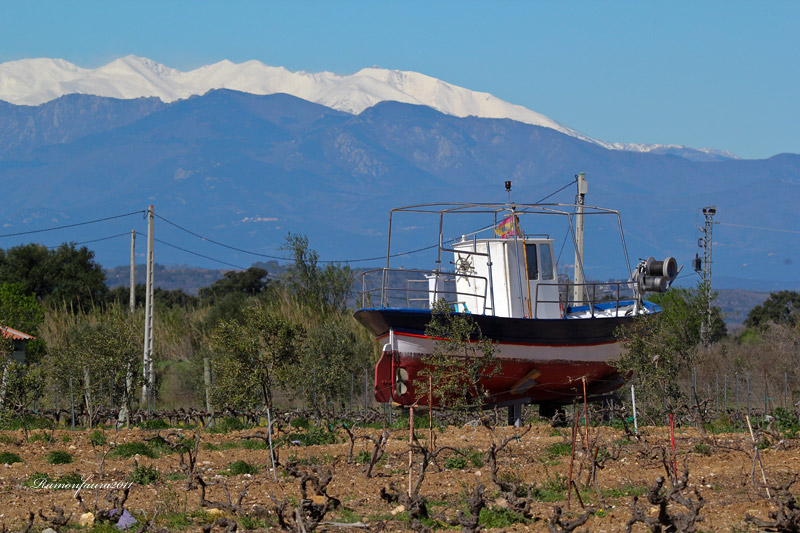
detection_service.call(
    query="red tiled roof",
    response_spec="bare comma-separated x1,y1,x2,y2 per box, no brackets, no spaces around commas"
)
0,325,35,341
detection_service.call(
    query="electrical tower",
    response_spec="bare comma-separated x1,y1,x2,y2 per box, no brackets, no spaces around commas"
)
696,206,716,346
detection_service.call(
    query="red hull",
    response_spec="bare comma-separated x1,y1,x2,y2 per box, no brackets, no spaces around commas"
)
357,307,639,408
374,344,625,408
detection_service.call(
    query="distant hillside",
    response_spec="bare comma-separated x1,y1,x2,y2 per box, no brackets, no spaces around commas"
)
105,264,230,294
714,289,771,330
105,260,285,295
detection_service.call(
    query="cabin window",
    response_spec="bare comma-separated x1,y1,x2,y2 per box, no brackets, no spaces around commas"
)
540,244,555,280
525,244,538,280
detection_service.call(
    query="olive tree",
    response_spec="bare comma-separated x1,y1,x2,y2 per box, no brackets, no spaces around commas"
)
290,315,373,412
210,303,305,411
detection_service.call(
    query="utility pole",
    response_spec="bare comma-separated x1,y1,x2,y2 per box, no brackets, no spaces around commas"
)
141,206,155,411
573,172,587,306
698,206,716,347
120,229,137,426
129,230,136,314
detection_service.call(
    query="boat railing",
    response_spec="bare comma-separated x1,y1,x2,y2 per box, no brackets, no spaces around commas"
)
360,268,489,312
534,281,636,318
360,268,636,318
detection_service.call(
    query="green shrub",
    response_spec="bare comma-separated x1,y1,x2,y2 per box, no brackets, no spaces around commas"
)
479,506,528,528
25,472,52,487
530,474,567,502
158,513,193,530
89,429,107,447
226,460,258,476
287,453,334,466
444,455,468,470
335,508,362,524
290,417,310,429
693,442,712,456
238,516,272,530
29,432,54,443
58,472,83,486
544,442,572,458
0,451,22,465
60,434,71,443
112,441,156,459
288,425,338,446
0,433,18,445
465,448,484,467
0,415,51,430
354,450,372,464
774,408,800,438
241,439,270,450
445,448,484,470
147,438,177,456
220,417,247,432
138,419,170,430
46,450,73,465
129,464,160,485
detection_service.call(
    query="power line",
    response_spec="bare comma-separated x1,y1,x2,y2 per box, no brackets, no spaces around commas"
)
0,210,145,238
719,221,800,235
47,232,131,250
135,232,246,270
154,214,290,261
155,212,444,264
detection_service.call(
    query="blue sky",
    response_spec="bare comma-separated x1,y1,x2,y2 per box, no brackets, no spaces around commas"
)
1,2,797,159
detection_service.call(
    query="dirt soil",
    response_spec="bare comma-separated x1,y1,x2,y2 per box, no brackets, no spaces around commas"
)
0,422,797,531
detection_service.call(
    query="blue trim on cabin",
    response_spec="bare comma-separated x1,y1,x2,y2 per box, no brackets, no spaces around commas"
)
358,299,661,317
565,299,661,314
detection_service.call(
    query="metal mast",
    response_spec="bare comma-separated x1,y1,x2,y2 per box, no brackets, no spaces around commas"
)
572,172,587,305
699,206,716,347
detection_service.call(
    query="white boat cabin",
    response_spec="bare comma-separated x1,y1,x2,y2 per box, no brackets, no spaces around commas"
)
428,236,561,319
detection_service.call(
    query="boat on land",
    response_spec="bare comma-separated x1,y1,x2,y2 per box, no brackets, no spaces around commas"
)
354,177,676,418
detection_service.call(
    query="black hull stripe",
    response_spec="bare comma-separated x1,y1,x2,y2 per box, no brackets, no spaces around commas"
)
354,307,647,346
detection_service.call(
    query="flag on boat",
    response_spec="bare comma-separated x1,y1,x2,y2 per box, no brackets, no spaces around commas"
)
494,215,520,238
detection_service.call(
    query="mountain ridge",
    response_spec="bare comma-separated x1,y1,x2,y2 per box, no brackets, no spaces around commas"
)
0,55,736,161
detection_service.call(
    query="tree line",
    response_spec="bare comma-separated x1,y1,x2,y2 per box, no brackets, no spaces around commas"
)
0,235,374,426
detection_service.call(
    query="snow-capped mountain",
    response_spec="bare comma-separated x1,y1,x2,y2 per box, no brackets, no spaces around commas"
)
0,55,735,160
